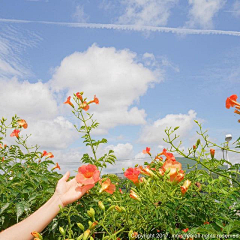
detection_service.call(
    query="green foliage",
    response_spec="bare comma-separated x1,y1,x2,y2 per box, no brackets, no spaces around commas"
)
0,93,240,240
0,117,61,235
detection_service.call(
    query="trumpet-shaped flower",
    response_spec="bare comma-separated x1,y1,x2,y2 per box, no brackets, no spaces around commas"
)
47,152,54,158
129,190,141,202
64,96,74,107
10,129,20,138
155,155,163,161
80,101,89,111
89,95,99,104
124,167,141,184
234,109,240,115
162,159,182,173
76,92,83,101
138,166,155,178
160,148,176,161
18,119,28,129
52,162,60,170
181,180,191,195
142,147,151,155
76,164,100,185
42,151,54,158
170,169,185,183
99,178,116,194
226,95,240,109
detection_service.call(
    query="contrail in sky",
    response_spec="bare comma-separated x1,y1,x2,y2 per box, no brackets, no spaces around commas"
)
1,18,240,37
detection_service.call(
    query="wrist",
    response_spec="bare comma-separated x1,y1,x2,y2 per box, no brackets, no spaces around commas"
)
51,193,65,208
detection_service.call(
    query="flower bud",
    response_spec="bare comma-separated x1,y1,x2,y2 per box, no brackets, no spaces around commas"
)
77,234,83,240
121,206,126,212
77,223,85,231
59,227,65,236
128,230,133,239
210,149,215,159
128,230,138,239
98,201,105,211
140,177,148,184
181,180,191,196
31,232,43,240
107,205,116,211
83,229,91,240
196,139,200,147
195,182,202,191
129,190,141,202
115,206,122,212
89,221,98,230
193,145,196,150
88,221,93,228
87,207,95,218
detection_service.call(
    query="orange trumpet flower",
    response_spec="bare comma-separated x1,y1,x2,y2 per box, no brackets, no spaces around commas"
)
18,119,28,129
64,96,74,107
99,178,116,194
76,164,100,185
226,95,240,109
10,129,20,138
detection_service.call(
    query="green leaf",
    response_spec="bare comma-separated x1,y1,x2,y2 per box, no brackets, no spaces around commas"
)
16,203,24,222
0,203,10,214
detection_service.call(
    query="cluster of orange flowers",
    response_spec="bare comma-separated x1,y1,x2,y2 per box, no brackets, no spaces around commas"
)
64,92,99,111
9,119,28,139
124,148,191,196
226,94,240,123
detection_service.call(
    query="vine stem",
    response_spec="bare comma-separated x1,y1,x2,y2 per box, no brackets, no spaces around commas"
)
79,110,98,163
164,129,240,186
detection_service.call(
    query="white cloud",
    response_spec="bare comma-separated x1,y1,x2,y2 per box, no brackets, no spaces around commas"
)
118,0,178,26
25,117,79,149
72,5,89,22
104,143,134,159
49,44,162,133
0,78,79,149
138,110,197,144
186,0,226,29
52,143,135,174
0,78,58,120
231,1,240,18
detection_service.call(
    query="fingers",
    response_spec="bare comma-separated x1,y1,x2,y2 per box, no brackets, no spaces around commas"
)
60,171,70,182
75,184,95,195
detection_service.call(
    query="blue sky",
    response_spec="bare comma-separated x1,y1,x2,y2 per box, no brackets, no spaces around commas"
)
0,0,240,174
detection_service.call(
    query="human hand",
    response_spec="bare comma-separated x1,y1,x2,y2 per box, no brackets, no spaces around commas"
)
54,171,94,207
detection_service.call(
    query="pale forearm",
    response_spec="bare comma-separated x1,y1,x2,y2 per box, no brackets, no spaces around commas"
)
0,194,63,240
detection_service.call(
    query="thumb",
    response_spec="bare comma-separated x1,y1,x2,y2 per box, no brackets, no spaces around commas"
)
61,171,70,182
